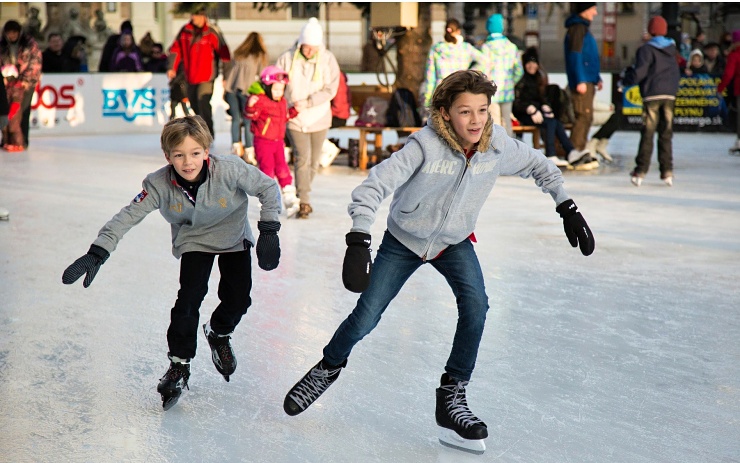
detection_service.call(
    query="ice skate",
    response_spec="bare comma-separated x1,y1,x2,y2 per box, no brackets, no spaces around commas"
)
203,323,236,382
157,357,190,411
729,139,740,156
571,152,600,171
282,184,299,218
662,172,673,187
0,207,8,220
630,170,643,187
594,138,613,163
436,373,487,455
283,358,346,416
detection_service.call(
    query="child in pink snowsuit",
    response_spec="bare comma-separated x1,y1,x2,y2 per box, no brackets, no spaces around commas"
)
244,65,299,216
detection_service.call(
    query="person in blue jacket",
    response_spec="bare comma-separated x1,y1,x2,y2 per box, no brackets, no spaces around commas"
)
563,3,602,168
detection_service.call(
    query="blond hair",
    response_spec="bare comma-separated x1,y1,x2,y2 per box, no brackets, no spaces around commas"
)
160,115,212,155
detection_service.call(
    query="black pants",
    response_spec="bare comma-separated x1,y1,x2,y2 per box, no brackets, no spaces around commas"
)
592,112,620,140
167,249,252,360
187,81,215,137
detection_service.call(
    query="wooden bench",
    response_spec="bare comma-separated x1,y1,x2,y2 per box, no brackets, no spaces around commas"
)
331,125,422,170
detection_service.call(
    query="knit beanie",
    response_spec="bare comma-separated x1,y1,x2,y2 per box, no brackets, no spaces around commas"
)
522,47,539,65
733,30,740,43
299,17,323,46
647,16,667,37
486,14,504,34
573,3,597,14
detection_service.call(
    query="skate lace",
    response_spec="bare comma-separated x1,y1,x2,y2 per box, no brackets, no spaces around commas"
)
209,334,233,364
290,364,341,409
162,364,190,390
441,381,483,428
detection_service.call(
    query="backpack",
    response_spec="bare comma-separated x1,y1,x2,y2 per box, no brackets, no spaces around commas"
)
386,88,422,127
545,84,575,125
355,96,389,127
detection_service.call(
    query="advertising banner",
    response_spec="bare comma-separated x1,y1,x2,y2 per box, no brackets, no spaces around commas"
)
618,73,732,132
30,73,228,136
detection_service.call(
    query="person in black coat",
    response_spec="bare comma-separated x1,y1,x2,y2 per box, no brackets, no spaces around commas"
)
99,20,132,72
41,33,75,73
513,47,584,168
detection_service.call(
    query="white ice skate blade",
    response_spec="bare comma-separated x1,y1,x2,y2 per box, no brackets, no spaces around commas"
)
438,428,486,455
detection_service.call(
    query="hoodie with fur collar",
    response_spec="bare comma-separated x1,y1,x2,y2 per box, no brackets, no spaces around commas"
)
348,109,570,259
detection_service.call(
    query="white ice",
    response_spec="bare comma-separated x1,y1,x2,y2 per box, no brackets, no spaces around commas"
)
1,129,739,463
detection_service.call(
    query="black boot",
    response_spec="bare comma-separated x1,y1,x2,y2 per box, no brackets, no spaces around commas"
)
284,358,347,416
436,373,488,440
157,357,190,411
203,323,237,382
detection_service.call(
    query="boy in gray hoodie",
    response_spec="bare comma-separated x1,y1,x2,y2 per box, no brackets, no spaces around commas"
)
282,70,595,454
62,115,282,410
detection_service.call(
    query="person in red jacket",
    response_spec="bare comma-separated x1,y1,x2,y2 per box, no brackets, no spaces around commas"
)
245,66,300,217
331,71,351,127
718,30,740,155
167,7,230,137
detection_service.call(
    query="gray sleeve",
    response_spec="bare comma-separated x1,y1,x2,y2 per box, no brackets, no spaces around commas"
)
348,139,425,233
236,163,281,222
92,178,160,253
498,133,570,205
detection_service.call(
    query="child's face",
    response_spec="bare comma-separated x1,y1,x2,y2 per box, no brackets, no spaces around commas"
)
691,55,702,67
525,61,539,75
165,135,209,182
440,92,489,150
271,82,285,100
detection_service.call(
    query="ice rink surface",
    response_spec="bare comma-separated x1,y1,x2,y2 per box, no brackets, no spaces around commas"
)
1,129,738,463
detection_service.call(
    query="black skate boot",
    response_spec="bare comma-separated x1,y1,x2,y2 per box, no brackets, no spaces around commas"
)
435,373,488,454
157,357,190,411
203,323,236,382
283,358,347,416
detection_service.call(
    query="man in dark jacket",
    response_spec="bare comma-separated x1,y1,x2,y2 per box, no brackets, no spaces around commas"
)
42,33,75,73
563,3,601,168
622,16,681,187
167,7,230,137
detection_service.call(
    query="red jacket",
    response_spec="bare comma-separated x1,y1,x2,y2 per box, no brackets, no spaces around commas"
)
718,47,740,97
169,22,230,85
244,94,298,141
331,71,351,120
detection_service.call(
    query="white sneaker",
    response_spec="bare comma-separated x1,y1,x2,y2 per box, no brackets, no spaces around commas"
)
567,149,588,164
243,146,257,166
231,142,245,157
547,155,571,168
0,206,8,220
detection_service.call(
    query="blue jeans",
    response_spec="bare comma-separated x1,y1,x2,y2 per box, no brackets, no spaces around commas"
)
323,231,489,381
542,116,574,157
224,91,252,147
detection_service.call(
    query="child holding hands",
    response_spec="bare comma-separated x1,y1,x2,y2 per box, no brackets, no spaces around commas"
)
62,115,283,410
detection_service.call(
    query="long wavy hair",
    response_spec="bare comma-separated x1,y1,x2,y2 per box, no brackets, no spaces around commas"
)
233,32,267,66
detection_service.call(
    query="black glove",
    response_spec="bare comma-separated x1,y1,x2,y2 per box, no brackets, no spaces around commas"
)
256,221,281,270
342,232,372,293
62,244,110,288
556,200,595,256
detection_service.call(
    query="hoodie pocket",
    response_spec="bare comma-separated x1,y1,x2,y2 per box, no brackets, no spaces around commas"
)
394,202,438,239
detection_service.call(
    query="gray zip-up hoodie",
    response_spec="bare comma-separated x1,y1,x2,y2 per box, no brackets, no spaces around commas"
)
93,154,281,258
348,109,570,259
